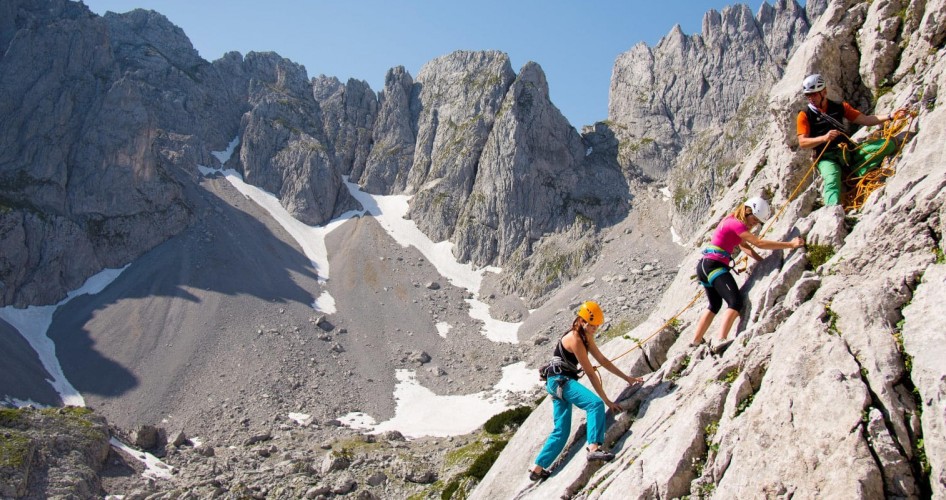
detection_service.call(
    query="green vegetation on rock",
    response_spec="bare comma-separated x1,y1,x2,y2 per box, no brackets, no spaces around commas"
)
0,430,31,468
484,406,532,434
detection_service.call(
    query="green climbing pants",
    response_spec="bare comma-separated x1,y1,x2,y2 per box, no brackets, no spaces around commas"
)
816,138,898,206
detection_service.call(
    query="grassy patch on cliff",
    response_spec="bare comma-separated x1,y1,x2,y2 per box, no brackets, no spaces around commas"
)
0,408,26,428
0,431,31,468
38,406,105,442
806,243,835,270
601,319,632,342
484,406,532,435
436,406,536,498
440,439,509,499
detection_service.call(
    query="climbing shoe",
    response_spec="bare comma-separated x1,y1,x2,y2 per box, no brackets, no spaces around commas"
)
586,448,615,462
529,468,551,481
712,339,734,354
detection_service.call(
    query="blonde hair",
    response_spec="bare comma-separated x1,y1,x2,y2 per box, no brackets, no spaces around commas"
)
732,204,752,226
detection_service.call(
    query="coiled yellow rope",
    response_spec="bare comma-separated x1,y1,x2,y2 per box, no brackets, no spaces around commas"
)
842,109,918,211
591,105,918,376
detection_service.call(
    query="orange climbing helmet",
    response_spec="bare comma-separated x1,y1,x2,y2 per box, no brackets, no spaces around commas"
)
577,301,605,326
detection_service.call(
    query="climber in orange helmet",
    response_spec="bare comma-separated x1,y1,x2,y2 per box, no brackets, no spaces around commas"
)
529,301,643,481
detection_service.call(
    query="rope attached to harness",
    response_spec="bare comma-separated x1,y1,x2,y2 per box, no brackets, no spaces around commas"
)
589,291,702,376
586,104,919,380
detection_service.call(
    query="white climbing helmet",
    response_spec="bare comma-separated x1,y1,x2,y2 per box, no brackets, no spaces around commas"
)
744,197,771,222
802,73,826,95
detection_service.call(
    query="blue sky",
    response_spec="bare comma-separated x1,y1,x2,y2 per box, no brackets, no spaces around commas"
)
83,0,766,128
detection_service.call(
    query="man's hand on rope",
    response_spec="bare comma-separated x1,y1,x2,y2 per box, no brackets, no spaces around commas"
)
823,129,842,143
890,107,911,121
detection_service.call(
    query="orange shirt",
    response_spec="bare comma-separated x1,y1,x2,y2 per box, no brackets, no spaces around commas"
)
796,102,861,136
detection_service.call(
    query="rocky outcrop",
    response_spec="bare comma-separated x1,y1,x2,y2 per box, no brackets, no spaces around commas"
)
0,406,111,498
0,1,215,307
473,0,945,497
454,62,629,294
404,51,516,243
233,52,360,226
359,66,417,194
357,50,633,300
313,75,378,179
609,0,812,238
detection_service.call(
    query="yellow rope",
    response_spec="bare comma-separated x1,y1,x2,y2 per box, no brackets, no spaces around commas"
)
734,107,917,268
591,290,703,374
842,109,917,211
760,139,830,237
591,107,917,378
591,121,837,375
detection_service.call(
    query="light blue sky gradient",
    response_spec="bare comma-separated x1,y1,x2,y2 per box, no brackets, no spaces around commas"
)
83,1,769,128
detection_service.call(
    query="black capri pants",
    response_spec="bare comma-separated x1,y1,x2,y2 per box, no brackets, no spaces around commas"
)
696,258,743,314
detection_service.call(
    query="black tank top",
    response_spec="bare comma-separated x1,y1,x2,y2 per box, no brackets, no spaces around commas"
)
556,335,580,364
552,331,585,379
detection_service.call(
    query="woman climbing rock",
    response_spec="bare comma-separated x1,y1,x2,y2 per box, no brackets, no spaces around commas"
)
690,197,805,353
529,301,642,481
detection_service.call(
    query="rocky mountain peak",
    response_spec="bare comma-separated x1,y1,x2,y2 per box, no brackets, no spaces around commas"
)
610,1,811,182
358,65,416,194
242,51,313,103
103,8,202,72
473,0,945,497
312,74,378,177
403,50,515,242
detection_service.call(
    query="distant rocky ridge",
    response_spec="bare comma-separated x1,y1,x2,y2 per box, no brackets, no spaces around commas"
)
0,2,633,309
608,0,827,239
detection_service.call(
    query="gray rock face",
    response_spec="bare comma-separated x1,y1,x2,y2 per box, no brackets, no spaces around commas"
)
609,1,812,238
0,407,111,499
313,75,378,179
235,52,358,226
473,0,945,498
0,2,214,307
453,62,629,267
902,266,946,495
405,50,516,243
359,66,417,194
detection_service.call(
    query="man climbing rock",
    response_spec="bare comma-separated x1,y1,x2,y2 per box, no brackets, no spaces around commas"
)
796,73,905,206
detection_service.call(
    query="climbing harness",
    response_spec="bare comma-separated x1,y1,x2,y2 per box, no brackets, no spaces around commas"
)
698,245,738,287
698,260,731,288
701,244,732,263
539,355,582,381
585,103,919,380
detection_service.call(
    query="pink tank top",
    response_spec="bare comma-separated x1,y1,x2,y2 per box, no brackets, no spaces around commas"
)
704,216,748,265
